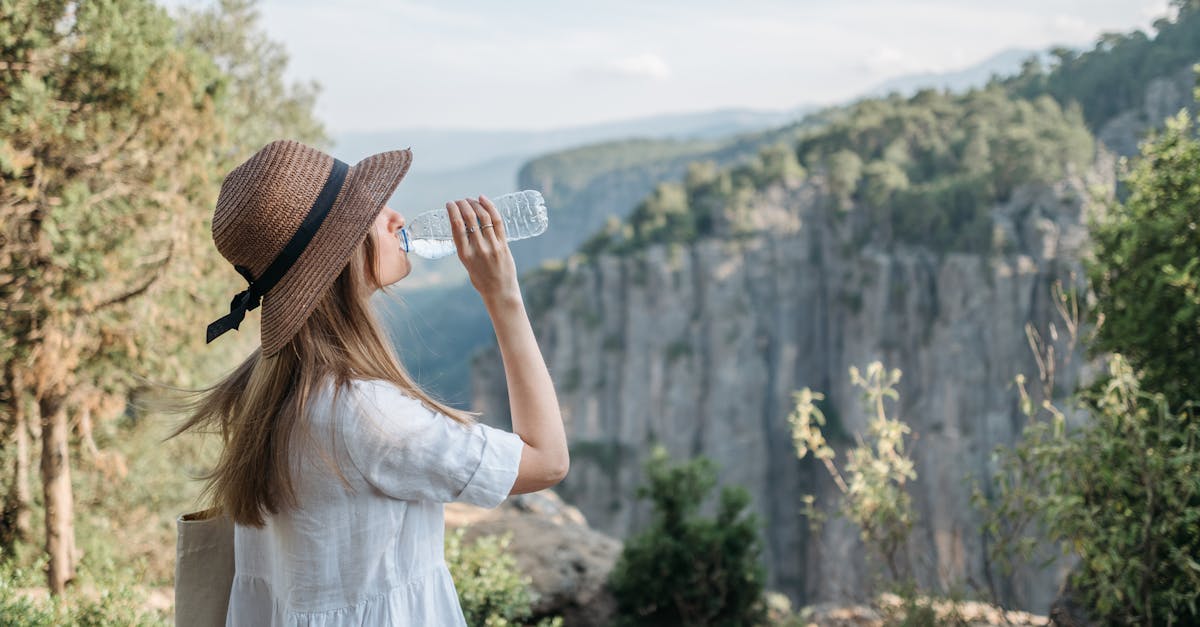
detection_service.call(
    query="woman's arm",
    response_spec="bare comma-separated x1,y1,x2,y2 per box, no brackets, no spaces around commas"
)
484,293,569,493
447,197,569,494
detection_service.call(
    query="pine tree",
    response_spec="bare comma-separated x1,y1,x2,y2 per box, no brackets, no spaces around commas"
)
0,0,324,594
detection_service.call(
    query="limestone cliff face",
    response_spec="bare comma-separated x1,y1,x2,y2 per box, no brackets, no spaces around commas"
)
1095,64,1196,157
471,157,1117,611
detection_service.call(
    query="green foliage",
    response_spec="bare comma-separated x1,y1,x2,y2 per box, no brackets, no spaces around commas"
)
0,564,165,626
797,87,1094,252
0,394,218,622
629,182,695,246
861,159,910,209
757,142,806,187
890,582,943,627
889,172,994,253
577,215,632,259
580,139,811,255
976,272,1200,622
824,149,864,210
0,566,55,627
2,0,222,390
175,0,326,153
987,358,1200,625
1062,362,1200,624
445,528,563,627
0,0,326,393
1002,1,1200,129
1088,109,1200,410
789,362,916,579
608,445,768,627
580,85,1093,259
0,0,326,594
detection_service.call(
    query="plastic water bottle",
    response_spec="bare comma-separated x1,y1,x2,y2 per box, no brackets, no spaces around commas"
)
397,190,549,260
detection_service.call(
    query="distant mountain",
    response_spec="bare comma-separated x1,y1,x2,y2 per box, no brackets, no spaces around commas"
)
334,106,814,169
864,48,1045,98
335,47,1053,232
330,107,814,231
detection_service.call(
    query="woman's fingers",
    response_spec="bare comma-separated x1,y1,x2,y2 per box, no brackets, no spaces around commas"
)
446,194,518,301
478,195,506,242
454,199,479,229
454,199,486,253
466,198,498,249
447,196,509,267
446,201,470,255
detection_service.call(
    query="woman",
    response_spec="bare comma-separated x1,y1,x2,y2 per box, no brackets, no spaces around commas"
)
170,139,568,625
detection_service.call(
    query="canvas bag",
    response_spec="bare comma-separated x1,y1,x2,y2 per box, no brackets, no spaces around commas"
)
175,507,235,627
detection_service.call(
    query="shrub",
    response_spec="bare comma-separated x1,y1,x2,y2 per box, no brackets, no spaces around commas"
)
986,356,1200,625
0,563,163,627
608,445,768,627
980,86,1200,622
976,277,1200,622
445,528,562,627
0,567,56,627
788,362,916,580
1088,109,1200,409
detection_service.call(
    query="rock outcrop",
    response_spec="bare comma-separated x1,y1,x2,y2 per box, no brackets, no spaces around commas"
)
1095,64,1196,158
446,491,622,627
796,594,1050,627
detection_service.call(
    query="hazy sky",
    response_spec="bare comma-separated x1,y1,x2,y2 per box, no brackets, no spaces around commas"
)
165,0,1171,132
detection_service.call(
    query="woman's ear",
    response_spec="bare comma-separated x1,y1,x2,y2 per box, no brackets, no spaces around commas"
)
358,230,381,296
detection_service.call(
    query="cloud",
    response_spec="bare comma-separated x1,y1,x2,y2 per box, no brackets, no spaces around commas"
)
1046,13,1099,41
171,0,1172,130
858,46,938,76
580,53,672,80
1142,0,1174,21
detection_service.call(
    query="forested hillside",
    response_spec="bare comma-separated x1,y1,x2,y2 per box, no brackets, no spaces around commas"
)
472,0,1200,615
577,88,1093,257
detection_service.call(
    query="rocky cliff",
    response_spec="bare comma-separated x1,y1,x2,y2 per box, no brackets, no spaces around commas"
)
471,158,1120,612
468,57,1200,612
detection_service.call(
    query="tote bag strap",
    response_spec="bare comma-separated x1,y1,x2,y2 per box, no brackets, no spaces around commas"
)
175,507,235,627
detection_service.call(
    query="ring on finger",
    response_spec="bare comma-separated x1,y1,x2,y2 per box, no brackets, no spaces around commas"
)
480,223,494,230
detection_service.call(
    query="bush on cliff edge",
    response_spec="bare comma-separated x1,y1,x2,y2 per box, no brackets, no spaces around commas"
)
607,445,768,627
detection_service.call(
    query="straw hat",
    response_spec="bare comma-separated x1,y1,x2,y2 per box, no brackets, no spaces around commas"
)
205,139,412,357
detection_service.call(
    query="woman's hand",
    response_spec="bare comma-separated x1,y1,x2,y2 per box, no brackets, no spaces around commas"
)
446,196,520,306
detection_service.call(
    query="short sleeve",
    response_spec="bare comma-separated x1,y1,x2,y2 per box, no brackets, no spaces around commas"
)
339,380,524,508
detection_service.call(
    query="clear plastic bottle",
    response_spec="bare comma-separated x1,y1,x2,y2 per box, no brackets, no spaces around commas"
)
397,190,549,260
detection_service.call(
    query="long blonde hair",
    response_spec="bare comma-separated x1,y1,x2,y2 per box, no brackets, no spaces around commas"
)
166,225,477,527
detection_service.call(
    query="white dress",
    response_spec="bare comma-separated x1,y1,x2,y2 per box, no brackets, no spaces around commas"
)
224,377,526,626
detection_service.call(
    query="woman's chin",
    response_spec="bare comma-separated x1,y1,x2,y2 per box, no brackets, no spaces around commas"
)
390,264,412,285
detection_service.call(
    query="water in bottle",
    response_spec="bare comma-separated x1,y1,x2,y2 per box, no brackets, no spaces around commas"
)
398,190,549,260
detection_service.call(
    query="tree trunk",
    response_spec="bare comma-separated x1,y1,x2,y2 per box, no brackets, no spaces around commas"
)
39,392,76,594
10,391,33,540
2,367,33,547
15,395,32,539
